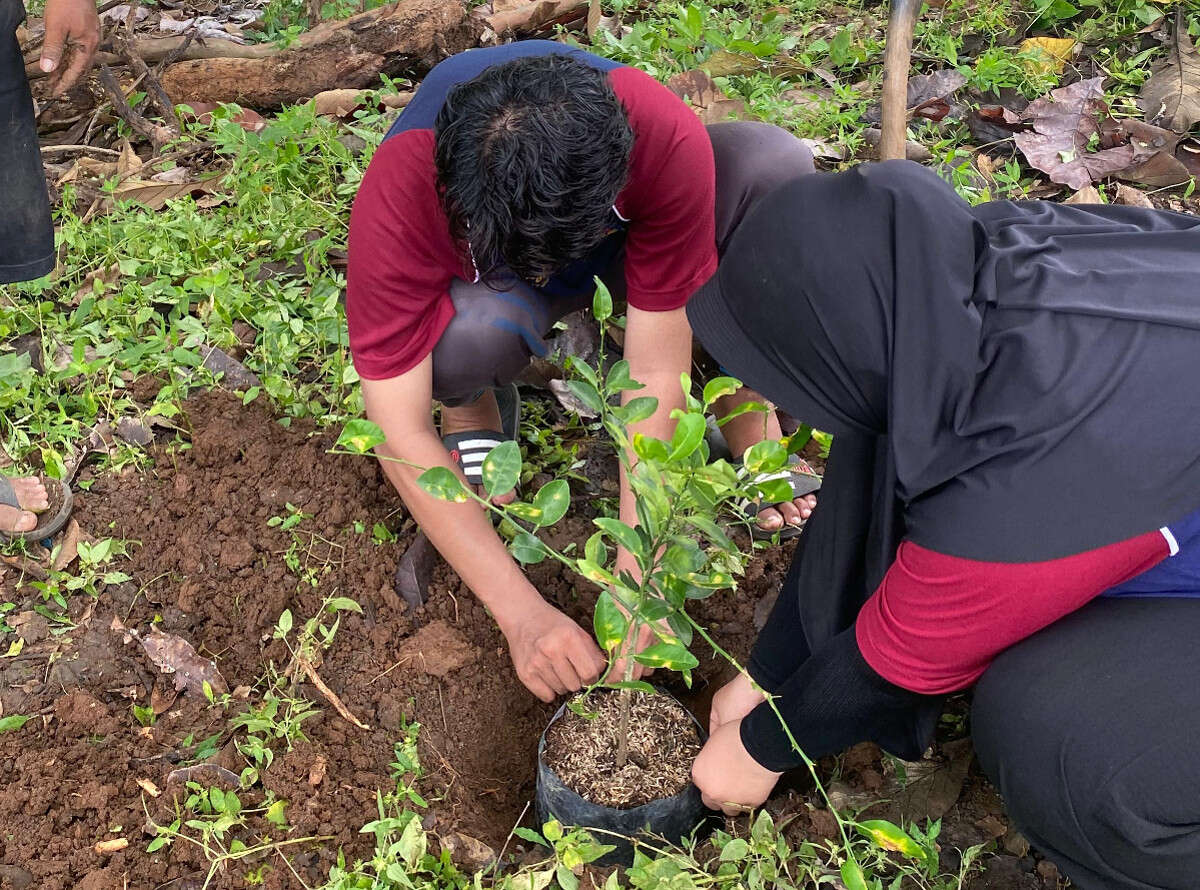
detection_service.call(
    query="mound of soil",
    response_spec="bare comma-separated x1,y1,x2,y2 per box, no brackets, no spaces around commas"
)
0,389,1055,889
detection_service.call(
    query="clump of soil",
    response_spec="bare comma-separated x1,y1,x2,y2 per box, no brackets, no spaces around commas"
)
543,691,701,809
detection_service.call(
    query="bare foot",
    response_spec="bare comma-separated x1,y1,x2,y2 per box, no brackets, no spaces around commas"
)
0,476,49,534
440,391,517,506
713,388,818,532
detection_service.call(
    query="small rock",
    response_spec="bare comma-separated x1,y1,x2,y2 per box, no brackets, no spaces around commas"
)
114,416,154,446
0,864,34,889
201,346,260,390
1036,860,1060,882
1002,828,1031,858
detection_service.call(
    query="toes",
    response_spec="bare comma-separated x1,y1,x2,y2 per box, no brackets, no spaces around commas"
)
754,507,784,530
12,477,48,512
0,506,37,534
795,495,816,520
776,500,804,527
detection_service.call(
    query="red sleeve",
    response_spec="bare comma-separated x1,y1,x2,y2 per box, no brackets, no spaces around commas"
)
609,67,717,312
346,131,470,381
856,532,1170,694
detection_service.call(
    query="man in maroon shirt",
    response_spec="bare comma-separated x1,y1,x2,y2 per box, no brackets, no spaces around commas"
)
347,42,818,702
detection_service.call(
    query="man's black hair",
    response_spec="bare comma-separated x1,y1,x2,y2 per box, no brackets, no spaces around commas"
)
434,54,634,286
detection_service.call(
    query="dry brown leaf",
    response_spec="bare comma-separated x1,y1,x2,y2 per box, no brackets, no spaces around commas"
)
585,0,601,39
1013,78,1154,189
665,70,746,124
71,262,121,306
58,156,118,185
895,737,974,822
52,520,82,572
139,628,228,697
1140,19,1200,132
136,778,161,797
116,140,143,178
1114,183,1155,207
702,49,763,78
150,683,178,714
109,177,221,211
1064,184,1103,204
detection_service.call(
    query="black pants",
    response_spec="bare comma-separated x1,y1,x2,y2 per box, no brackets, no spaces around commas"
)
1,0,54,285
973,597,1200,890
429,121,815,404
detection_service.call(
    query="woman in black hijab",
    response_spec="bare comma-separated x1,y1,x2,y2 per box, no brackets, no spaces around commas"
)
687,160,1200,890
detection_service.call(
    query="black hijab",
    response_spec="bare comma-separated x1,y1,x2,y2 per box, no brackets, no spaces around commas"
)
689,161,1200,641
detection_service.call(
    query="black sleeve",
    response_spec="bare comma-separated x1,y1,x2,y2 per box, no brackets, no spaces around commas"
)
740,625,944,772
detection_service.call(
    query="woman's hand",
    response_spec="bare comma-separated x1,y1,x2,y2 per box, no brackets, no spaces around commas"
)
708,671,768,735
692,720,782,815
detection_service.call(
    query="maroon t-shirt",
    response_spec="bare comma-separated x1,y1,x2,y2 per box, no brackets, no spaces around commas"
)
346,44,717,381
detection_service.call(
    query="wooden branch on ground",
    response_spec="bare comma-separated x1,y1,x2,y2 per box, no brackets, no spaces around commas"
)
25,35,275,80
156,0,477,108
484,0,588,35
96,65,175,148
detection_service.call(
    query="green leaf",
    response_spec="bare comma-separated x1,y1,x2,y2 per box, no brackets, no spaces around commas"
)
209,787,225,811
509,531,547,565
592,278,613,322
416,466,470,503
556,865,580,890
337,419,386,454
606,360,644,393
505,502,545,524
481,440,521,497
632,433,670,463
146,835,171,853
567,380,604,415
618,396,659,425
606,680,655,693
841,860,869,890
265,799,288,827
719,838,750,861
669,413,706,461
325,597,362,614
543,820,564,842
786,424,813,454
514,827,549,848
634,641,699,671
577,559,617,588
743,440,787,475
683,514,733,550
703,376,741,407
584,532,608,566
856,820,926,861
397,815,427,866
593,517,644,556
532,479,570,526
0,715,30,734
715,399,770,426
754,478,794,505
593,592,628,652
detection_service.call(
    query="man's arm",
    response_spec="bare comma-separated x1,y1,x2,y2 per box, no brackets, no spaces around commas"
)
362,356,605,702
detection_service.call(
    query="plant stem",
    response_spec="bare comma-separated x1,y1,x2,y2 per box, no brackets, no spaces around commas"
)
614,614,640,769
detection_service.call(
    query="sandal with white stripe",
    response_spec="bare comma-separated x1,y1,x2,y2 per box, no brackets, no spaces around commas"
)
738,454,822,541
441,384,521,491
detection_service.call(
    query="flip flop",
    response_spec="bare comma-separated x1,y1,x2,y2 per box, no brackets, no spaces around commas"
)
0,475,74,543
441,384,521,491
738,454,822,541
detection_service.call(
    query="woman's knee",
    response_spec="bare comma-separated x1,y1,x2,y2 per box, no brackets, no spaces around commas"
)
972,602,1200,889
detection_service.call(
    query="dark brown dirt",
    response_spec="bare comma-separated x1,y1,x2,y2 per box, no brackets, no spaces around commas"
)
0,389,1057,889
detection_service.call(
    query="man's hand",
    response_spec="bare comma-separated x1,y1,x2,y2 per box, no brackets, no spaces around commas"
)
708,672,768,736
40,0,100,95
692,720,782,815
500,601,606,703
